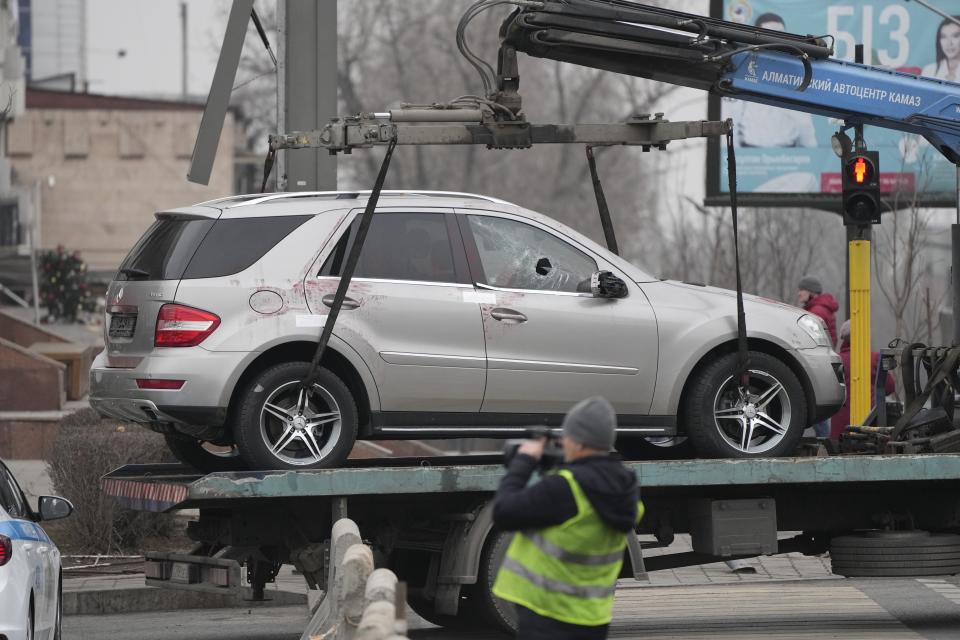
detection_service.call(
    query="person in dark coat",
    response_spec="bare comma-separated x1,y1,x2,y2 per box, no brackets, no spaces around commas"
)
830,320,897,440
493,397,641,639
797,275,840,347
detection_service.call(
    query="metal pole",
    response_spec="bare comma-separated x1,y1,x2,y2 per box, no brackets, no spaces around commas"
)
848,42,871,425
30,181,40,324
276,1,286,191
180,2,188,99
954,165,960,345
850,239,871,424
283,0,337,191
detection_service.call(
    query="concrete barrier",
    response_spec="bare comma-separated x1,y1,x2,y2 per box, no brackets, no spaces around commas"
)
300,518,408,640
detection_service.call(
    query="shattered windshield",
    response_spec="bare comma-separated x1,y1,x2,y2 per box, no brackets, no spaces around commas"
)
467,215,597,293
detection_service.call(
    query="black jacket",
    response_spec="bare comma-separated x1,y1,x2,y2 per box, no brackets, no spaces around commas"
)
493,453,639,533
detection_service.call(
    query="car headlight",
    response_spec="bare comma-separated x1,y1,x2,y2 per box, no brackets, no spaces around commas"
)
797,314,832,348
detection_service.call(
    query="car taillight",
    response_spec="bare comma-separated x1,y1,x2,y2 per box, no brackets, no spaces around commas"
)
0,534,11,566
155,304,220,347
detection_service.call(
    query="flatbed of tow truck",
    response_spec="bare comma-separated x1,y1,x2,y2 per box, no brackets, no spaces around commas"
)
103,453,960,513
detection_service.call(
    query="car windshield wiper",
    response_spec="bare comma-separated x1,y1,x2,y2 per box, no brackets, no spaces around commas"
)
119,267,151,280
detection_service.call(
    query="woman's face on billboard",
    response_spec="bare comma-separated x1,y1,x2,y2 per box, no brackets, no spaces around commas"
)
940,22,960,62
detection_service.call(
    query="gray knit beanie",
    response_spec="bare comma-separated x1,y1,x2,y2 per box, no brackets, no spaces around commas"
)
562,396,617,451
798,275,822,294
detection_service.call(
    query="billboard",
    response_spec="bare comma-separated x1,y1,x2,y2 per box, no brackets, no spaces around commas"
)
706,0,959,208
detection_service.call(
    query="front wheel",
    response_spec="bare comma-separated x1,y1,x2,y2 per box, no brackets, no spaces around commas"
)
235,362,357,470
683,351,807,458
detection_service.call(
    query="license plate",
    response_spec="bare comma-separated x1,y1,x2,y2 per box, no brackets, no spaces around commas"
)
109,314,137,338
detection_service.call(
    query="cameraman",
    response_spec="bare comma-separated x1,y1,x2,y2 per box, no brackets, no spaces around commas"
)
492,396,643,639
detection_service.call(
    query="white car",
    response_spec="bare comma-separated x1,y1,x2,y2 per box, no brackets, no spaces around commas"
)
0,460,73,640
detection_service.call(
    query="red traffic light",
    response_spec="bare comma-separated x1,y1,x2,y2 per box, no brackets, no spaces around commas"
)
854,158,867,183
846,155,874,184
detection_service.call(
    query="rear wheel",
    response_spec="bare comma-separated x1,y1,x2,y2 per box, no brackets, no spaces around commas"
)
164,435,245,472
831,531,960,577
684,351,806,458
235,362,357,470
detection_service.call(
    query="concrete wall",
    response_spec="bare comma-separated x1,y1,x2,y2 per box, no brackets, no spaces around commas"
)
0,337,64,411
8,106,235,272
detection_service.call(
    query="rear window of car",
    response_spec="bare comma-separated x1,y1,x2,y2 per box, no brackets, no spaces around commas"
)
117,215,310,281
182,215,311,279
116,218,214,281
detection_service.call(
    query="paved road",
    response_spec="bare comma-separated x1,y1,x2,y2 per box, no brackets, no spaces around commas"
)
64,576,960,640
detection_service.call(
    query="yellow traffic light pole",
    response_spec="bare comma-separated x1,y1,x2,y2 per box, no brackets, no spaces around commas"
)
849,240,871,425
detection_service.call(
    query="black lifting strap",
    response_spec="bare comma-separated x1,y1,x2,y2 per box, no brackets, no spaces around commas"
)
726,124,750,387
300,138,399,393
260,147,277,193
586,145,620,256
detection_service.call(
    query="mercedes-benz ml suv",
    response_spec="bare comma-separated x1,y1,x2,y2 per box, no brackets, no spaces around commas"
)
90,191,844,471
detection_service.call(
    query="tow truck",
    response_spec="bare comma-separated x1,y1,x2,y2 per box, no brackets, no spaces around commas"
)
102,0,960,635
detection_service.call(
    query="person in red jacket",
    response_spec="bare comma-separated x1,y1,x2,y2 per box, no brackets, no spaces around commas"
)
797,275,839,346
830,320,897,440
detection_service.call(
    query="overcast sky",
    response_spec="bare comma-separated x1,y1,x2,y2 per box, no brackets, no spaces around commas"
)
86,0,228,98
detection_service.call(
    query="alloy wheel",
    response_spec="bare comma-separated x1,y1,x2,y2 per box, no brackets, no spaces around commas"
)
712,369,792,454
259,381,342,466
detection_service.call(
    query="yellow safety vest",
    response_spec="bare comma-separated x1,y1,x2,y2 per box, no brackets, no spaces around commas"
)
492,468,644,626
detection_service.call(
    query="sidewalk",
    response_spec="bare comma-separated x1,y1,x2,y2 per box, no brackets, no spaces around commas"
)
63,565,307,616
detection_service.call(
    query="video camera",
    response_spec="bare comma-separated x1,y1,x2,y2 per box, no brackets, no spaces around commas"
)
503,426,565,472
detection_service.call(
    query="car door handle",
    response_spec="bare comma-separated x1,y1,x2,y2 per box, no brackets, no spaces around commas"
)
490,308,527,323
322,294,360,310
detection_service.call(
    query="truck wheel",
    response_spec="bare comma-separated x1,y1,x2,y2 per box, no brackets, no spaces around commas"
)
831,531,960,577
683,351,806,458
164,435,245,472
470,530,518,635
235,362,357,470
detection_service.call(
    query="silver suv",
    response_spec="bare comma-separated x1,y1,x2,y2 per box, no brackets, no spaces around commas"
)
90,191,844,471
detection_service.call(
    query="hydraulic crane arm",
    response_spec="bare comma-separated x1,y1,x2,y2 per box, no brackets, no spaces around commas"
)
497,0,960,164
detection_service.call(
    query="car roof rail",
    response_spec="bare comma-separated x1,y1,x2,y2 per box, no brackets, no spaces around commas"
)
208,190,510,209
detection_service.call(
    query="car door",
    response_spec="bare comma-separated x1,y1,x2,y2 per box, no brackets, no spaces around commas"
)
460,211,661,424
0,463,49,628
304,208,487,413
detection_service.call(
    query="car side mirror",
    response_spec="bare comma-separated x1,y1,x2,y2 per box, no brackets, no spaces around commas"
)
535,257,552,276
38,496,73,521
590,271,628,299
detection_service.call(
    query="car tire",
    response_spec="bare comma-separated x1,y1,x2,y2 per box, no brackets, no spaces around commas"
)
684,351,807,458
235,362,357,470
163,435,246,473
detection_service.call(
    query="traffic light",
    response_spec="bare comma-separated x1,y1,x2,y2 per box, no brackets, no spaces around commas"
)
841,150,881,226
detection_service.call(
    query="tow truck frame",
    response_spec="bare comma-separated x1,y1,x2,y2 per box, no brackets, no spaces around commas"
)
103,453,960,632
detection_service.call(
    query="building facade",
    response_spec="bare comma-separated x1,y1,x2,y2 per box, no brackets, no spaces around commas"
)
7,89,236,274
